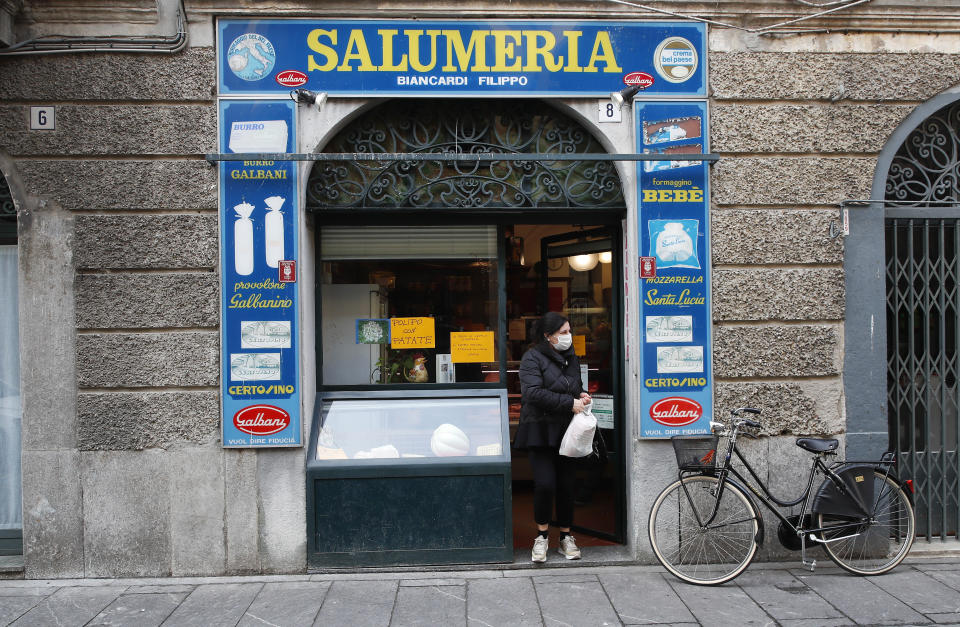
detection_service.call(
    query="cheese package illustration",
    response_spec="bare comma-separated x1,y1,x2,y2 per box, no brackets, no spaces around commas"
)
649,219,700,270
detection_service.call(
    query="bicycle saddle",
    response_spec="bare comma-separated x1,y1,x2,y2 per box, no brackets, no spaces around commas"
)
795,437,839,453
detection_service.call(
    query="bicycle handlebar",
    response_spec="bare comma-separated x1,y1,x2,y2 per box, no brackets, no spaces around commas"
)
711,408,763,435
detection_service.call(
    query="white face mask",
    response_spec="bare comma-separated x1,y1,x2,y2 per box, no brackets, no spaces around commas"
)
553,333,572,351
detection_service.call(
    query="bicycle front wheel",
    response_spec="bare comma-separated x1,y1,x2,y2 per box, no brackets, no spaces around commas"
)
818,471,915,575
648,474,759,585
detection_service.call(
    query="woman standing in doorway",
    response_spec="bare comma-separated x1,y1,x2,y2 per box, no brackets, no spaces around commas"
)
514,312,591,562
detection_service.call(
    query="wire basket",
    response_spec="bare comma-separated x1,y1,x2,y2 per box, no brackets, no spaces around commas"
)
671,434,720,471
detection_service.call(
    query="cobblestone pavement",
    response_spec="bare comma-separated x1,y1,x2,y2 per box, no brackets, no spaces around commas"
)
2,556,960,626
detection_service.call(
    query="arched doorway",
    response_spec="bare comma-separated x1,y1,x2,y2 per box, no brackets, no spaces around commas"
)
883,96,960,541
304,99,628,563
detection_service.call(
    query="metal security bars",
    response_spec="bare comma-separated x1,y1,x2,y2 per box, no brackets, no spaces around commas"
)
886,217,960,541
884,96,960,542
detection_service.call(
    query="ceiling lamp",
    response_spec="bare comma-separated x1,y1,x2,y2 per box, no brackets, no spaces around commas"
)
568,253,599,272
598,251,612,264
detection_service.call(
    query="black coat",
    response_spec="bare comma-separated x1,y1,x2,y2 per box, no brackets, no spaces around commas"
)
518,340,583,430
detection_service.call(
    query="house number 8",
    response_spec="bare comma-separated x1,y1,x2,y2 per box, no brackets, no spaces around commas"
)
598,99,621,123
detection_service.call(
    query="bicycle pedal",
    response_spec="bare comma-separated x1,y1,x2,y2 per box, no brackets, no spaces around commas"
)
802,559,816,572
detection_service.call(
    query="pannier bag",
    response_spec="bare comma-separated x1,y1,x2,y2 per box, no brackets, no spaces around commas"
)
811,464,876,518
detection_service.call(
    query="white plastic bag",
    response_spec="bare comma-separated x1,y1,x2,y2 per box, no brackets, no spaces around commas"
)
559,403,597,458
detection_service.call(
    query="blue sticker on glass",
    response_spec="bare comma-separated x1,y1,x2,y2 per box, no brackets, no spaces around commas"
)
649,219,700,270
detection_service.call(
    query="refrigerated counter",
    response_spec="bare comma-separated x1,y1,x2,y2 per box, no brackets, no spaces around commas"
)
306,388,512,567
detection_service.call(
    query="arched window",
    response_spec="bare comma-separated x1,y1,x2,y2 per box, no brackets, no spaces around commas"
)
886,100,960,206
306,99,624,211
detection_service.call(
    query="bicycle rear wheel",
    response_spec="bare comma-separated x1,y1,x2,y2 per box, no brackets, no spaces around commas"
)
818,471,915,575
648,475,759,585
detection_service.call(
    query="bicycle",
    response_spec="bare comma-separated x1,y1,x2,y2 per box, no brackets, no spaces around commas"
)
648,407,915,586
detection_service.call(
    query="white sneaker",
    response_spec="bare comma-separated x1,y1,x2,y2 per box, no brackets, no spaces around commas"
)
558,535,581,560
531,535,548,563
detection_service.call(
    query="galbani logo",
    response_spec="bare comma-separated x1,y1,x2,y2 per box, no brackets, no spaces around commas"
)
623,71,654,89
234,405,290,436
650,397,702,427
275,70,308,87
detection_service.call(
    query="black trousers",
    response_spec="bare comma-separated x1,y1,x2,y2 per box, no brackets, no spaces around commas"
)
528,447,577,528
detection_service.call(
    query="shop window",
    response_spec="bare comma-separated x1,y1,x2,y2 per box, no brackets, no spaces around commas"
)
320,225,499,385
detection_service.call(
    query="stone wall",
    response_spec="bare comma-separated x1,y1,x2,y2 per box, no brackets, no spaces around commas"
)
672,50,952,561
702,51,958,436
0,45,305,577
3,4,959,575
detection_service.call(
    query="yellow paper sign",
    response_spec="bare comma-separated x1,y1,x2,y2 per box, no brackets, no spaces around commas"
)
390,317,436,349
450,331,495,363
573,334,586,356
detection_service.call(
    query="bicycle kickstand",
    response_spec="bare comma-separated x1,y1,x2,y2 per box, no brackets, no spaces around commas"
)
800,533,816,572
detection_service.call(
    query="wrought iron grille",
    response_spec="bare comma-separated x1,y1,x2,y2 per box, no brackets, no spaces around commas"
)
887,100,960,206
885,100,960,540
886,218,960,540
305,100,624,211
0,172,14,243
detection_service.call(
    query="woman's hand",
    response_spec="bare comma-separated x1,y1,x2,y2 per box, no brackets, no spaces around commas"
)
572,398,587,413
580,392,592,405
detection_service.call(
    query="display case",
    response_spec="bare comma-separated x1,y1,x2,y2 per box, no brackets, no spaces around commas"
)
306,388,512,567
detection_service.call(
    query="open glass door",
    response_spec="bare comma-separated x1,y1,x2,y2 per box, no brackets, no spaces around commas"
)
540,227,623,543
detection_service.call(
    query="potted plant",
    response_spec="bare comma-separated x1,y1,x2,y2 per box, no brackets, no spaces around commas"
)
372,350,428,383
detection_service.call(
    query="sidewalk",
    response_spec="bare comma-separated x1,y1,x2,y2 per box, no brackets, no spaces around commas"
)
2,554,960,626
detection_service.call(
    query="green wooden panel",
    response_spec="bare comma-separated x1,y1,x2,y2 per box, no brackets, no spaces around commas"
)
311,473,510,566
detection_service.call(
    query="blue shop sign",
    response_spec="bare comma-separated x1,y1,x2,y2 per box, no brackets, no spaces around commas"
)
636,101,713,438
219,99,301,448
217,19,706,96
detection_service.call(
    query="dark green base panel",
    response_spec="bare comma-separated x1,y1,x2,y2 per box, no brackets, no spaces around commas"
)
0,530,21,556
310,473,512,567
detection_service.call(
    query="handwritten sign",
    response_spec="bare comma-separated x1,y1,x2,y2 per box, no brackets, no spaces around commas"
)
390,317,436,349
450,331,495,363
573,334,586,357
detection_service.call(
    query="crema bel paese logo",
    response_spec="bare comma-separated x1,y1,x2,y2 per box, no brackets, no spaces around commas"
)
654,37,697,83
